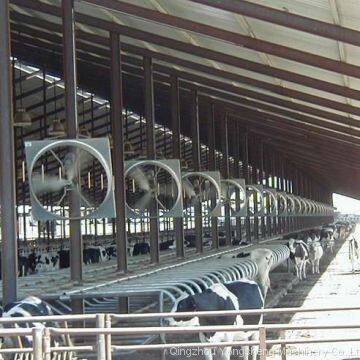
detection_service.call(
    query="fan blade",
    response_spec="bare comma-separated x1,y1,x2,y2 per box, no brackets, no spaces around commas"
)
129,167,151,191
182,178,196,198
64,150,92,182
63,152,77,181
134,192,154,212
32,174,69,195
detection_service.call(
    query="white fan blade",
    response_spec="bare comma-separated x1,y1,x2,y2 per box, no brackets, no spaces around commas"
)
134,192,153,212
182,178,196,198
32,174,70,195
129,167,151,192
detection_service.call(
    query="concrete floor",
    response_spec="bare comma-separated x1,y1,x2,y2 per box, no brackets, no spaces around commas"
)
267,239,360,360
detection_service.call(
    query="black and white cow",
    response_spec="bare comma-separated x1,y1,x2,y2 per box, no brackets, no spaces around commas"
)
0,296,56,352
83,246,108,265
349,235,360,273
167,248,274,360
168,280,265,360
307,236,323,274
287,239,309,280
34,253,60,273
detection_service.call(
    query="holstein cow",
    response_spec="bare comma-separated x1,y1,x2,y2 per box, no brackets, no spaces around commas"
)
287,239,309,280
0,296,62,354
321,227,335,254
167,248,273,360
349,235,360,273
307,237,323,274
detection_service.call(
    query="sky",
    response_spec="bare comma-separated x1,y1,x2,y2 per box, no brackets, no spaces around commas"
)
333,193,360,214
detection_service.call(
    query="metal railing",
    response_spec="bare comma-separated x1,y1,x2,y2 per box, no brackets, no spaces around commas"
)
1,306,360,359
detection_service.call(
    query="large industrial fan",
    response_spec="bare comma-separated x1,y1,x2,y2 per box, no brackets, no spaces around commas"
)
263,188,277,216
220,178,247,217
24,138,116,221
246,184,264,216
182,171,222,217
124,159,183,218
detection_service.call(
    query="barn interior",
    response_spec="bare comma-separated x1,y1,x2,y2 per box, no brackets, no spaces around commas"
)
1,0,358,312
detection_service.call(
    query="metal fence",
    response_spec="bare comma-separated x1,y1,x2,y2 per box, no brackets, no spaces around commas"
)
1,305,360,359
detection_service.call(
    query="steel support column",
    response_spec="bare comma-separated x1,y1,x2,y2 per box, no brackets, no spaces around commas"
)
258,140,266,238
234,123,242,243
241,131,251,243
0,0,18,304
144,56,159,264
170,76,184,258
62,0,82,283
208,103,219,249
191,90,203,253
221,112,231,246
110,32,127,273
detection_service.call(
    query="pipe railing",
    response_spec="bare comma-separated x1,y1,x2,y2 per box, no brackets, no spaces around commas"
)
0,306,360,360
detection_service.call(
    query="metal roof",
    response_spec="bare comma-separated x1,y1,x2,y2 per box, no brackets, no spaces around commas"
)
8,0,360,199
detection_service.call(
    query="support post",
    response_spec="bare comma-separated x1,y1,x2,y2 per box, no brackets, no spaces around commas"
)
144,56,160,264
191,90,203,253
110,32,128,273
259,326,267,360
170,76,184,258
0,0,18,304
234,123,242,243
32,327,44,360
221,112,231,246
241,131,251,243
208,103,219,249
62,0,83,283
96,314,106,360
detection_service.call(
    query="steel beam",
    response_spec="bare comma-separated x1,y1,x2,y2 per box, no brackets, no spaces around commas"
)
82,0,360,79
62,0,82,283
0,0,18,304
170,76,184,259
12,21,360,115
110,32,127,273
191,0,360,47
144,56,160,264
12,2,360,101
13,27,360,134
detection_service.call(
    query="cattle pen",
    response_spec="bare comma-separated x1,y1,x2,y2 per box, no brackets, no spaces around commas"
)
1,0,360,359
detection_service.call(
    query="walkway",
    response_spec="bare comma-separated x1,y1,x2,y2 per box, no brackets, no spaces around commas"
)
268,239,360,360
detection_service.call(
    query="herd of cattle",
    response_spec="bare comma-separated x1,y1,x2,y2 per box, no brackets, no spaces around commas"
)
0,221,356,360
286,222,357,280
9,231,246,280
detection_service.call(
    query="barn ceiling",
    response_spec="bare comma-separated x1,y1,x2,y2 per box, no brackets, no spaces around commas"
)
7,0,360,200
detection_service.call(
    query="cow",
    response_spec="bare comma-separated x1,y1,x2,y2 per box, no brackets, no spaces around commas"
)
58,249,70,269
106,245,117,259
83,246,108,264
34,253,60,273
349,235,360,273
166,248,274,360
287,239,309,280
132,242,150,256
159,240,174,251
0,296,57,352
307,237,323,274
